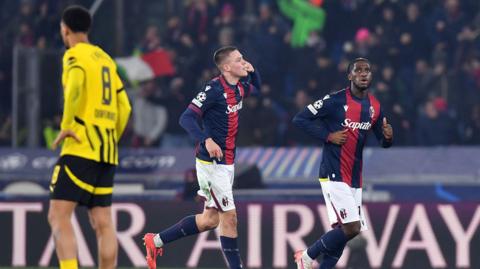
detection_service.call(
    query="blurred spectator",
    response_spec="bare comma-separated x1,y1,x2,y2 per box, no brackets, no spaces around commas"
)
132,80,168,147
372,65,412,145
162,77,192,148
43,114,61,149
464,104,480,144
284,90,317,145
416,98,453,146
136,25,162,53
237,95,279,146
185,0,214,43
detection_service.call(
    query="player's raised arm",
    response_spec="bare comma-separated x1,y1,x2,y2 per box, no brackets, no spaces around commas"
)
372,110,393,148
241,60,261,96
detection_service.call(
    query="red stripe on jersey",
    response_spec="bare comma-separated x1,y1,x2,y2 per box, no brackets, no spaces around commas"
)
188,104,203,115
340,89,361,186
219,76,243,164
368,94,381,125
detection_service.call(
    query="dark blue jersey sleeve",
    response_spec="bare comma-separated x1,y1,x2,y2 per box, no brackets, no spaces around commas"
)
180,82,221,142
179,108,209,143
292,94,333,142
372,108,393,148
241,70,261,97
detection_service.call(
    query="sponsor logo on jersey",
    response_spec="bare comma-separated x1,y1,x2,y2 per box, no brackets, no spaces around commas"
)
226,101,243,114
344,105,349,111
369,106,375,119
341,118,372,130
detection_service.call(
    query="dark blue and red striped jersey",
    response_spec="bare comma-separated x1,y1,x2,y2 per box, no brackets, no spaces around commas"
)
293,87,392,188
184,71,260,165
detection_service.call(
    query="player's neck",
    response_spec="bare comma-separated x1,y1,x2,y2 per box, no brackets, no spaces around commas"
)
350,85,368,99
68,34,90,48
222,73,240,86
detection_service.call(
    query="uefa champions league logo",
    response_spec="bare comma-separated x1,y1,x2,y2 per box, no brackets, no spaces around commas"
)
196,92,207,102
313,100,323,109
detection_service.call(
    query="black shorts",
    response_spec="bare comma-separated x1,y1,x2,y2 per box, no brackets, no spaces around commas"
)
49,155,116,208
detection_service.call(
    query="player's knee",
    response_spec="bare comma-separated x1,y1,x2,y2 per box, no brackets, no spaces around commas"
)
47,210,57,228
343,222,361,239
204,216,220,230
90,215,113,233
221,211,238,229
47,209,64,229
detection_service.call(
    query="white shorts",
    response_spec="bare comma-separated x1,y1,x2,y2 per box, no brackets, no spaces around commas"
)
196,159,235,212
320,179,368,231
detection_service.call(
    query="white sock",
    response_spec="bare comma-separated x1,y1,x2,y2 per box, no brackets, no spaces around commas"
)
303,250,313,262
153,234,164,248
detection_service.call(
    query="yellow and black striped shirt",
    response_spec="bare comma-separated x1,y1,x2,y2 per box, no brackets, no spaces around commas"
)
60,43,131,165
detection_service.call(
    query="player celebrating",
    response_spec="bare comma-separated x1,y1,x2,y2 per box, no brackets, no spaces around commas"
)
292,58,393,269
48,6,131,269
143,46,261,269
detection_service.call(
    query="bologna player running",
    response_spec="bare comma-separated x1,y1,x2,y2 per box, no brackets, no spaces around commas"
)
293,58,393,269
143,46,261,269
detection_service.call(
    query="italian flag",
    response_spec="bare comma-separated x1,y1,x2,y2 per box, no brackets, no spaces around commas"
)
116,49,175,82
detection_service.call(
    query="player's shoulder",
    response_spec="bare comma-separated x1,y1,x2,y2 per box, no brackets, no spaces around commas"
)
63,44,90,67
62,48,80,67
328,88,348,99
367,92,381,105
313,88,344,103
93,45,116,65
201,76,224,94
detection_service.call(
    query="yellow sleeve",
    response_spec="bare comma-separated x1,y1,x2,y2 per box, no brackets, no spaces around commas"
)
60,67,84,130
116,87,131,138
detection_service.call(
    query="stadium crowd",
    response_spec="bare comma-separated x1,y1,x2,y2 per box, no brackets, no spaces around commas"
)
1,0,480,147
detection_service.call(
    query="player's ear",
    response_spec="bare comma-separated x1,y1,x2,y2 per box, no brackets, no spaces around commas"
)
222,63,231,72
347,72,353,81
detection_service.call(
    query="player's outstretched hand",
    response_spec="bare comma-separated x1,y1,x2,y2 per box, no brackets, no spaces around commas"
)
328,129,348,145
205,138,223,161
382,117,393,141
244,61,254,72
51,129,81,150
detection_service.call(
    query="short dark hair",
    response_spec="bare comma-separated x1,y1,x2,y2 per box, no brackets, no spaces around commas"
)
62,5,91,33
213,46,238,66
347,57,370,74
